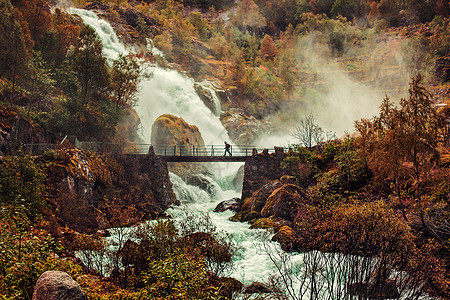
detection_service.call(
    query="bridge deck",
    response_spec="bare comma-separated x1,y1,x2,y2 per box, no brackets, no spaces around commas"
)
161,156,247,162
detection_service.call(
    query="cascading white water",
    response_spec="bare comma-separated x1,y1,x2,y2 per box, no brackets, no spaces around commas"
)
136,69,229,144
68,7,290,285
168,173,300,284
69,7,230,145
68,8,127,64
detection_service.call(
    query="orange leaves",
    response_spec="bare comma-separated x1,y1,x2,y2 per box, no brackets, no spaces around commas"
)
295,201,415,258
260,34,277,61
52,8,81,60
14,0,52,46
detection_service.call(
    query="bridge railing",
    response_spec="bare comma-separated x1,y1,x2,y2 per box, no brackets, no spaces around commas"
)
152,145,272,157
22,142,277,156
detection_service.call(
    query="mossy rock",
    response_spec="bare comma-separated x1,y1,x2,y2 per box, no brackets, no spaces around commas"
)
229,210,261,223
210,277,243,298
272,225,295,251
261,184,305,221
243,211,261,222
250,217,277,229
151,114,204,146
229,211,247,222
250,216,290,230
241,180,283,213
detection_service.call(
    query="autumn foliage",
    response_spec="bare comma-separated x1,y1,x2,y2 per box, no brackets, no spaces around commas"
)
276,75,449,298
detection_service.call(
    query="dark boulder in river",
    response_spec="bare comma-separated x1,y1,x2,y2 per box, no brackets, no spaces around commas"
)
214,197,243,212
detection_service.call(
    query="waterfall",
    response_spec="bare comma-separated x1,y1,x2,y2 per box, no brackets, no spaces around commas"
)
68,8,127,64
69,7,229,145
136,68,229,144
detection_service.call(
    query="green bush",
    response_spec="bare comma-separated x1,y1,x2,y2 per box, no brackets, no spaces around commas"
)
0,155,46,220
0,216,82,299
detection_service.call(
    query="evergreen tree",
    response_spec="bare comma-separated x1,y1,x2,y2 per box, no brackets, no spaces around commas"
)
260,34,277,61
0,0,28,89
71,25,109,107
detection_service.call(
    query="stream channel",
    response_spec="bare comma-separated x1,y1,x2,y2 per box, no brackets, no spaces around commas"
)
68,7,303,286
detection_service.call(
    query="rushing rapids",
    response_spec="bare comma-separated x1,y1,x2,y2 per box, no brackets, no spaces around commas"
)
68,7,299,285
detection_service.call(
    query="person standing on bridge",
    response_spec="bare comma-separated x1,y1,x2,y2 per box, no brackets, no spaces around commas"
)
224,141,232,156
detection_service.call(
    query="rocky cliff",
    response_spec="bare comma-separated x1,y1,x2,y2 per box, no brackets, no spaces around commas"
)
43,148,176,233
220,108,272,145
0,104,55,156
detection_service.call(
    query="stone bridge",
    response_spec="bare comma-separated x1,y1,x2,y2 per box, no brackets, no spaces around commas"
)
139,145,288,201
23,141,288,202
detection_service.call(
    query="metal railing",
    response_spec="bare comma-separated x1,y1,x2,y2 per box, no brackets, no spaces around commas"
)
22,140,277,157
152,144,264,157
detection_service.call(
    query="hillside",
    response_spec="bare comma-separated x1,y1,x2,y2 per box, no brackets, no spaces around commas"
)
0,0,449,299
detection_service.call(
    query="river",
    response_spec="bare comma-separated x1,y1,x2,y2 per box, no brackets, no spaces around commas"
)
68,8,435,299
68,7,299,286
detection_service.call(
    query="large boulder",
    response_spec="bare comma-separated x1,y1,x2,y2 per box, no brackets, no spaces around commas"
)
151,114,208,176
219,108,271,144
241,180,283,213
261,184,305,221
32,271,87,300
209,276,243,299
272,225,296,251
151,114,205,147
243,282,272,294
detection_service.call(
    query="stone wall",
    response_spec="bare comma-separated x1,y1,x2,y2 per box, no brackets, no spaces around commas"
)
123,150,178,211
241,147,286,200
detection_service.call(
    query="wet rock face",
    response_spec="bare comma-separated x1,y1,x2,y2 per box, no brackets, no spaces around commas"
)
151,114,205,147
0,103,54,156
233,165,245,191
186,174,220,198
118,7,158,29
120,154,178,210
32,271,87,300
58,149,95,198
116,107,144,144
194,80,224,116
219,108,271,145
84,3,160,45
